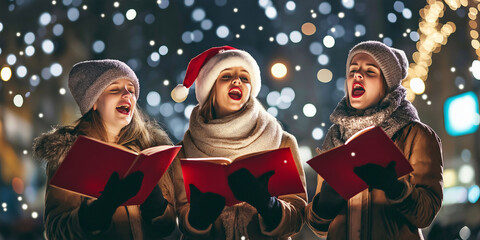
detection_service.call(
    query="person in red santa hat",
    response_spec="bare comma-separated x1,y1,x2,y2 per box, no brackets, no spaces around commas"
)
171,46,307,240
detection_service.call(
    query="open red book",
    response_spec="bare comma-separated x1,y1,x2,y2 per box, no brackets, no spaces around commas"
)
49,135,181,205
180,147,305,206
307,126,413,200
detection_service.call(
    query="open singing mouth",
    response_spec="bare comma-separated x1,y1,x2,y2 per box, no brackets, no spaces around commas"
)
351,82,365,98
228,87,242,100
116,102,131,115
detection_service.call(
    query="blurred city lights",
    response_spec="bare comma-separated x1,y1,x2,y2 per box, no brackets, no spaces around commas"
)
13,95,24,107
410,78,425,94
271,63,287,78
1,66,12,81
301,22,316,35
303,103,317,117
468,185,480,203
444,91,479,136
458,165,475,184
443,168,457,188
317,69,333,83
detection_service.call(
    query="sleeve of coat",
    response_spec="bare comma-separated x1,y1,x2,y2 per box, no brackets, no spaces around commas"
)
304,125,338,237
259,132,308,237
173,148,215,239
145,162,178,237
388,122,444,228
44,164,106,240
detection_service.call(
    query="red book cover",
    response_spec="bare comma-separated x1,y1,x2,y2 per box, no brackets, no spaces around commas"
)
49,135,181,205
180,147,305,206
307,126,413,200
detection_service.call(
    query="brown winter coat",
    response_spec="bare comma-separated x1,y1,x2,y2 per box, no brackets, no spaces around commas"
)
174,132,308,240
305,122,443,240
33,125,178,240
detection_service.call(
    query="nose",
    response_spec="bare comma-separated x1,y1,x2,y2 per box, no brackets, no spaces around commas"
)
232,77,241,85
354,71,363,80
121,86,133,98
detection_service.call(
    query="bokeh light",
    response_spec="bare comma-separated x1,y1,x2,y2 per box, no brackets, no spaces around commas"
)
317,69,333,83
1,66,12,81
271,63,287,79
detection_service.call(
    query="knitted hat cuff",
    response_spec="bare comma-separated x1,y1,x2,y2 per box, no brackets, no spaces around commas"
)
81,68,139,114
346,41,408,91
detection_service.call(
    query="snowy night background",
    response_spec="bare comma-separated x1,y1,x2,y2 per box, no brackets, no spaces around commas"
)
1,0,480,239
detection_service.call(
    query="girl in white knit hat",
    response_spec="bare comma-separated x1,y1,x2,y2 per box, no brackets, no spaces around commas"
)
305,41,443,239
33,59,178,239
171,46,307,240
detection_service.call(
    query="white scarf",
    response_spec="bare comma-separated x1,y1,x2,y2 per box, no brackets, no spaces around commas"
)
183,98,283,160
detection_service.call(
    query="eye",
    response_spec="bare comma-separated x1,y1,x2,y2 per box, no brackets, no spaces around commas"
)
128,88,135,94
240,76,249,82
221,74,232,80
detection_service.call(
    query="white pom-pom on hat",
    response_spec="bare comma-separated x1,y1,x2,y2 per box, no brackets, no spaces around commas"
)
171,84,189,103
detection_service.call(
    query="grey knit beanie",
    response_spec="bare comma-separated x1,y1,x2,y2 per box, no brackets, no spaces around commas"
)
346,41,408,91
68,59,140,115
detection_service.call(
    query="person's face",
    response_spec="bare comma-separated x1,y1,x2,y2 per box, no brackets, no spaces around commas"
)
213,67,252,118
347,53,386,110
93,78,137,133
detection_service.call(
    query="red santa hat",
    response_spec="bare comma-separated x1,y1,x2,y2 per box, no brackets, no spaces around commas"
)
171,46,262,105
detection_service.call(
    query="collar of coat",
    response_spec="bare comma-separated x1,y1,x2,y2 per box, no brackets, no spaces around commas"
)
33,121,172,170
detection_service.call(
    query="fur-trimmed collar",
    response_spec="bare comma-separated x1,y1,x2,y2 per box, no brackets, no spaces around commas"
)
33,122,172,170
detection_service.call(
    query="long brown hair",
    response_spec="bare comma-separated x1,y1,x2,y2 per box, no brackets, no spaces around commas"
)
199,83,217,122
73,106,157,152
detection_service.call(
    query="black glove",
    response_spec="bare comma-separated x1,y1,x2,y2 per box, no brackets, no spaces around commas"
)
353,161,405,199
312,181,347,219
188,184,225,230
79,171,143,232
140,185,168,223
228,168,282,231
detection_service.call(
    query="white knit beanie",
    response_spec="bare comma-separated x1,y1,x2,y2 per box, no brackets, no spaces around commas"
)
346,41,409,91
68,59,140,115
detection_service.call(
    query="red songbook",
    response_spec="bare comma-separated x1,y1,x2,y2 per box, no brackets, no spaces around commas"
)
307,126,413,200
49,135,181,205
180,147,305,206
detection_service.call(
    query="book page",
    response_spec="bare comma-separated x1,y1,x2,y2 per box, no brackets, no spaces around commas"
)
233,149,276,161
345,125,376,145
82,135,138,155
140,145,178,156
180,157,233,165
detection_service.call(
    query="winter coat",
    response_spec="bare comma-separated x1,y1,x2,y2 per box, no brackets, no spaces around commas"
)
305,121,443,240
33,125,178,240
173,131,308,240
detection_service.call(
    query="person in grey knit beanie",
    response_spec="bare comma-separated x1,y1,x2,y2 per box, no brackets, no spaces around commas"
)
346,40,409,92
68,59,140,115
306,40,443,240
33,59,179,239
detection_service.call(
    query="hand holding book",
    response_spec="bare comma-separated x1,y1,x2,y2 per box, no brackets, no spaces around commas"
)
354,161,406,199
307,126,413,200
188,184,225,230
228,168,282,231
140,185,168,223
78,171,143,231
311,181,346,219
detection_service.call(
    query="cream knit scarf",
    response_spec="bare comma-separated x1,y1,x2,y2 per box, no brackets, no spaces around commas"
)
183,97,283,159
182,97,284,239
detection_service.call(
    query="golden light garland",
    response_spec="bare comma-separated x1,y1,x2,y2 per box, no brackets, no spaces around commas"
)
404,0,479,102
